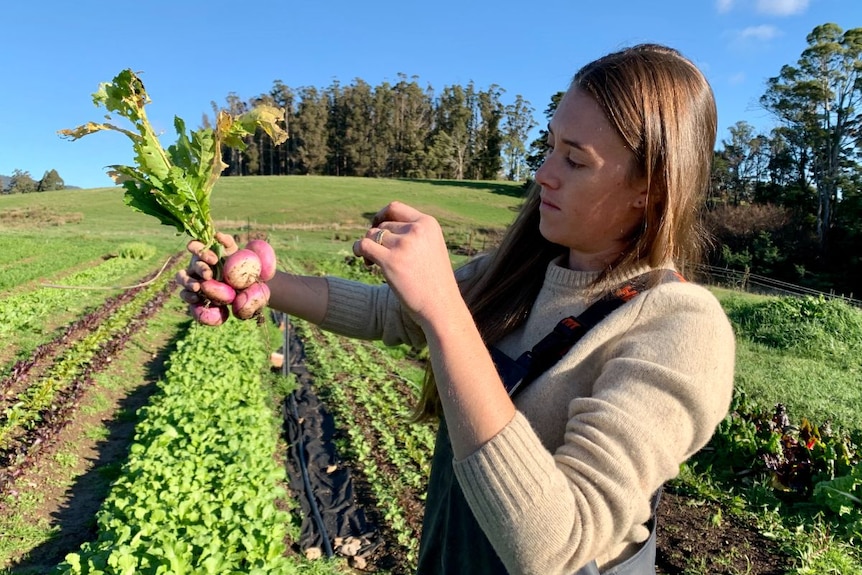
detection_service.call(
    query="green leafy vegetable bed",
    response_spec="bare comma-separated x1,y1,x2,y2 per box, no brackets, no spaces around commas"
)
55,319,293,575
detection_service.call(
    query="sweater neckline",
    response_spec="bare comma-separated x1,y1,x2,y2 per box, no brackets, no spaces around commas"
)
544,257,601,290
544,256,668,292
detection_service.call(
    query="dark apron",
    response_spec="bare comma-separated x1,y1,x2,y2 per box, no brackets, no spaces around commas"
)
416,418,659,574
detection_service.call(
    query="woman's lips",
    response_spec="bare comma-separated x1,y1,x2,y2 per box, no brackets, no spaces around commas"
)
540,196,560,210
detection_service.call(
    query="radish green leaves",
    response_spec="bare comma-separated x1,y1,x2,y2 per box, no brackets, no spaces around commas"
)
60,69,288,250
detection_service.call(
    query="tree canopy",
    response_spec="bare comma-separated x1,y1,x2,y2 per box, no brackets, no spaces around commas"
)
710,23,862,297
213,76,535,182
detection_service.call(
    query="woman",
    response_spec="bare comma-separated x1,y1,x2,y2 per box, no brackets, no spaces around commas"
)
179,43,735,574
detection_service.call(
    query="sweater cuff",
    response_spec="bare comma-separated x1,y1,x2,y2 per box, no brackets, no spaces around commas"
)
453,411,561,525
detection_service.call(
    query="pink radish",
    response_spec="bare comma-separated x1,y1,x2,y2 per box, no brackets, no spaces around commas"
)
199,279,236,305
231,282,271,320
222,248,262,290
244,239,277,281
191,302,229,326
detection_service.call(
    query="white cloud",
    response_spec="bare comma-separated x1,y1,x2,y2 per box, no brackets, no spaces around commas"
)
738,24,781,41
716,0,735,13
756,0,810,16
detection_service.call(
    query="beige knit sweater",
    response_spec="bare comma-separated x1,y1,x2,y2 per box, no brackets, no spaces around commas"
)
319,257,736,574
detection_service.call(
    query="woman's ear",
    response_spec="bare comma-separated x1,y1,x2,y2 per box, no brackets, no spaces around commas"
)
633,190,648,209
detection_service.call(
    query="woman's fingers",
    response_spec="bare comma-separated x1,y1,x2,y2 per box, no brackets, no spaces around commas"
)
175,267,205,305
359,201,421,261
187,240,217,266
357,202,436,265
355,203,460,323
179,232,239,314
190,256,214,280
178,287,203,305
353,226,389,266
371,200,422,227
214,231,239,256
187,232,239,266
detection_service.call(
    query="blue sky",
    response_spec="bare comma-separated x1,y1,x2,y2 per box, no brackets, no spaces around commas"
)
1,0,858,189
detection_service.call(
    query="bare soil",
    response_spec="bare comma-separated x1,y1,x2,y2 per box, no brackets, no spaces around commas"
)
655,489,790,574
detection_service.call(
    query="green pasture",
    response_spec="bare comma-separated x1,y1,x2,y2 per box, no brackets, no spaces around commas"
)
0,176,524,266
2,175,860,433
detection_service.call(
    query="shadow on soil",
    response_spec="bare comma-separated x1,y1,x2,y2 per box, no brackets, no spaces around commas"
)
8,323,190,574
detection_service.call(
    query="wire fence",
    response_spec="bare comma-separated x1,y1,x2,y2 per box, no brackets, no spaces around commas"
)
695,264,862,308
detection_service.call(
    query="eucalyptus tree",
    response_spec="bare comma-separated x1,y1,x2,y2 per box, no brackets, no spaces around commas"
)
432,84,473,179
719,121,770,205
269,80,296,175
37,169,64,191
709,151,733,208
293,86,330,175
502,94,536,181
326,80,348,176
391,73,432,178
341,79,375,176
7,169,37,194
525,91,564,174
761,126,817,212
371,82,397,177
470,85,505,180
760,23,862,252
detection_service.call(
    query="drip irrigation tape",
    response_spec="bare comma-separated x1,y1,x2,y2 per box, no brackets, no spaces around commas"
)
282,312,333,558
287,390,334,559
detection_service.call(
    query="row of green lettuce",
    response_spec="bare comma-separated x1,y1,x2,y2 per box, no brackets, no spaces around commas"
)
53,318,297,575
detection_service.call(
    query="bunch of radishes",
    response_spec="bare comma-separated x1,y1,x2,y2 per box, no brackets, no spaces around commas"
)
191,239,276,326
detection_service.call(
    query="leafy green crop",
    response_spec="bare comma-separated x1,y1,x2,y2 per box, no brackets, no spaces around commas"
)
692,386,862,546
0,257,146,338
59,69,288,250
55,319,293,574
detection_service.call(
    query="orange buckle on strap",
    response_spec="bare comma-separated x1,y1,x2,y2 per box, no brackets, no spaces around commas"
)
616,284,640,301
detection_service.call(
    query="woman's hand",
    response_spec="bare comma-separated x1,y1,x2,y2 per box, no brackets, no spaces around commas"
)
353,201,464,326
175,232,238,305
356,202,515,458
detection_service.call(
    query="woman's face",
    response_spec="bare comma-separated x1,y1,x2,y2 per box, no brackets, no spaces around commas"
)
535,87,647,271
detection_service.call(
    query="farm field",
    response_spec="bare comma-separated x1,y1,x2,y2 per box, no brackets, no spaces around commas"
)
1,176,861,574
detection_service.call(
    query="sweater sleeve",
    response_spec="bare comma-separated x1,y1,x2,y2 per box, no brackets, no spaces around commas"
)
452,282,736,574
317,276,428,348
317,255,487,348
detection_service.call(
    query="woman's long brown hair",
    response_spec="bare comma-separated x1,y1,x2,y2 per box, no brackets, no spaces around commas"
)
412,44,718,421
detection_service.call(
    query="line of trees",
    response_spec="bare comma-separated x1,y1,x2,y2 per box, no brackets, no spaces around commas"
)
209,73,536,182
0,169,65,194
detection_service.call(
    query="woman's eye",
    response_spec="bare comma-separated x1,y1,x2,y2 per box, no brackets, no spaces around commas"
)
544,141,582,168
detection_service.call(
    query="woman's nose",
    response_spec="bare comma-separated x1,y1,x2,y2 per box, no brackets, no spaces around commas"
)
534,156,558,189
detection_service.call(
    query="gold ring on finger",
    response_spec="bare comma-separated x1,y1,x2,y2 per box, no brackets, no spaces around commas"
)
374,229,388,245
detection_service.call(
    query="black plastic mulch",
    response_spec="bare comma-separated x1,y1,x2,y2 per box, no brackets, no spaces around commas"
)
279,320,383,562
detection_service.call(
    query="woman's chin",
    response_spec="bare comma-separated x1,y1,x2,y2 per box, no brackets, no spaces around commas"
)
537,221,562,246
